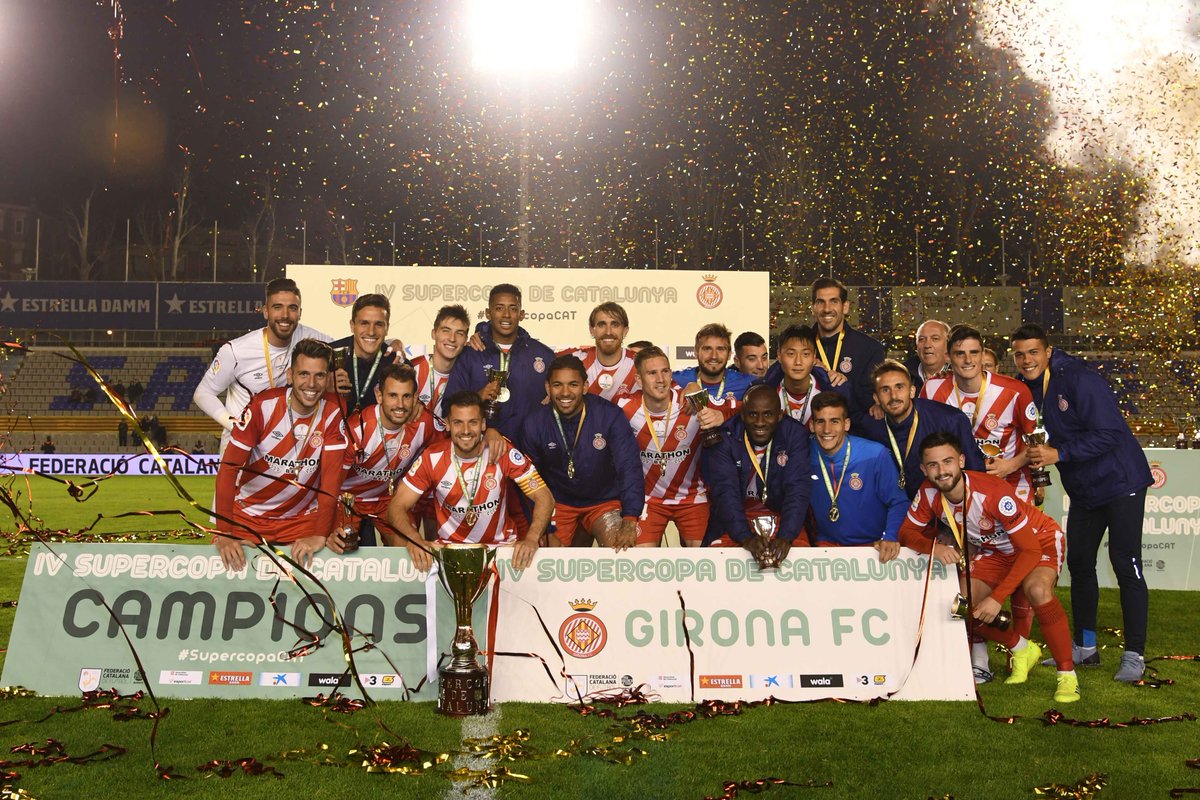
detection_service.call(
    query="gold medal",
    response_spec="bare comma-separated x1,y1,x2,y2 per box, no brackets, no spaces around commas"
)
829,505,840,523
567,460,575,480
465,509,479,526
497,386,511,403
898,475,905,489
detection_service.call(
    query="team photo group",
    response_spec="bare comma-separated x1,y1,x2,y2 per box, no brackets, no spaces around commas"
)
194,275,1152,707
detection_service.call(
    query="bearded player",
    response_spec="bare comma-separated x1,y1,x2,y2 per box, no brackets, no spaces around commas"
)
559,302,639,400
898,432,1079,704
616,346,735,547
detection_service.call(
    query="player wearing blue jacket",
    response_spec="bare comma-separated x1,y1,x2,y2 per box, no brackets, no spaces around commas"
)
857,360,986,499
517,355,643,550
446,284,556,441
673,323,756,402
1011,324,1153,682
806,392,909,562
811,278,887,419
700,385,812,565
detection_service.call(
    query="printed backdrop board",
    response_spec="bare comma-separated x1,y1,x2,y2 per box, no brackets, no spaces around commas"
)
489,549,974,703
1043,449,1200,591
287,265,769,365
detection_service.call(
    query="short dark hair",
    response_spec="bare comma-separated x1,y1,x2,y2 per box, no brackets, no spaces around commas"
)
811,390,849,415
919,430,962,458
445,390,484,416
265,277,301,301
351,293,390,321
694,323,732,348
434,304,470,329
547,354,588,383
811,277,848,303
291,338,334,369
733,331,765,353
626,340,654,352
489,283,522,304
947,325,984,352
872,358,912,384
589,302,629,328
777,324,817,351
1010,323,1049,346
634,345,669,372
378,362,417,393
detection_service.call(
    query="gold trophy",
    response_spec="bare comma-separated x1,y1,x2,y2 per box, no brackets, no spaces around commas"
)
951,592,1011,630
337,492,360,552
434,543,495,716
752,515,781,570
684,387,722,448
482,368,510,421
1024,412,1053,488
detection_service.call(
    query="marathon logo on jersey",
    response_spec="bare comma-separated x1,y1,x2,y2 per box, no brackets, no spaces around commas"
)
330,278,359,308
308,673,351,688
450,497,502,517
799,673,844,688
208,671,253,686
258,672,302,687
698,674,743,689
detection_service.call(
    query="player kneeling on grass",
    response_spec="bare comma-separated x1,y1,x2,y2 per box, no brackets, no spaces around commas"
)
388,391,553,572
898,431,1080,704
213,339,347,572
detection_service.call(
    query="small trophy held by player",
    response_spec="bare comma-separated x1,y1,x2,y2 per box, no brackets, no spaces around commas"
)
434,543,495,716
1024,413,1053,488
752,516,781,570
337,492,360,553
482,367,510,421
684,387,722,448
950,592,1011,630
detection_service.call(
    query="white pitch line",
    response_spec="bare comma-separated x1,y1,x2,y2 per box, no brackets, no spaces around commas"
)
446,704,502,800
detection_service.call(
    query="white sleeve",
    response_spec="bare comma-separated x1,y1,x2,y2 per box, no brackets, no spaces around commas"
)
193,342,238,430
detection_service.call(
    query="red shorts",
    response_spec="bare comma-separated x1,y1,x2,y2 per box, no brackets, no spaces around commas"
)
637,500,709,545
970,530,1065,589
224,505,316,544
553,500,621,546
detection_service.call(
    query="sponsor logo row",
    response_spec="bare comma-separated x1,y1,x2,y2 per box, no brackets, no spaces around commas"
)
82,668,404,690
565,672,890,692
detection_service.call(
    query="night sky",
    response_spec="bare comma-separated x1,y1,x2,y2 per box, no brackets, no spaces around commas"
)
1,0,1195,285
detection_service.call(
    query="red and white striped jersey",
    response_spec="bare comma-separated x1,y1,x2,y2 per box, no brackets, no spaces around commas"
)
342,404,446,505
616,387,736,505
409,354,452,419
560,345,639,400
777,381,818,424
401,440,544,544
920,371,1037,499
227,387,347,520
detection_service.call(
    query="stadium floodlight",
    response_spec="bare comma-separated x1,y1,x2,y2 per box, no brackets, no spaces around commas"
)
467,0,585,75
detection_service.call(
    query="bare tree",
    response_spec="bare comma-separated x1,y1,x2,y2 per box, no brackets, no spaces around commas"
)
242,172,277,279
64,189,112,281
168,155,202,280
134,207,168,280
326,208,359,265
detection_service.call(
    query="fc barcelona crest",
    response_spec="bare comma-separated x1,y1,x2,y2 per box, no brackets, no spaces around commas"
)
330,278,359,307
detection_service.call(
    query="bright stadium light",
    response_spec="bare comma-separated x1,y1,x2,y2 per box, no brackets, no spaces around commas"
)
467,0,585,75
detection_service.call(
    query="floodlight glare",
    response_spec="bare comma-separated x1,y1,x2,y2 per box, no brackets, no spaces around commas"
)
468,0,584,74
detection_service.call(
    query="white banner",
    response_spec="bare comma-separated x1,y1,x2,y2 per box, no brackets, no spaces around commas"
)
488,549,974,702
0,453,220,476
287,265,769,365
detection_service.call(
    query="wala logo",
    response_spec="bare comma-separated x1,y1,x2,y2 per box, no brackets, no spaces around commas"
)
558,599,608,659
696,275,723,309
698,675,744,689
1150,462,1167,490
330,278,359,308
208,671,253,686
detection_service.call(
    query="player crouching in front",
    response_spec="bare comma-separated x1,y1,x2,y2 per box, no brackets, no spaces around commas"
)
898,431,1080,703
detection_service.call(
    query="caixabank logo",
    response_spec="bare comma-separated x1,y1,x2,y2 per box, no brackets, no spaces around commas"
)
558,599,608,659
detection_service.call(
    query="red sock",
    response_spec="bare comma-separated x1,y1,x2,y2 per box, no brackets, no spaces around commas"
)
969,617,1020,649
1034,599,1074,671
1011,588,1034,639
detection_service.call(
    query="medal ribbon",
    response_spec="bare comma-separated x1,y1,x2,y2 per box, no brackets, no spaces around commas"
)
262,330,278,388
428,370,448,414
884,409,920,487
953,371,990,428
642,392,674,454
817,440,852,520
939,473,972,554
452,450,486,525
351,349,383,409
553,404,587,478
743,435,772,506
285,395,324,474
1034,367,1051,414
781,380,813,421
815,331,844,374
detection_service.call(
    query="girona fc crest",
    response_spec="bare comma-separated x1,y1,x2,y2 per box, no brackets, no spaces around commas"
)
330,278,359,307
849,472,863,490
1149,463,1167,490
696,275,723,309
558,600,608,659
674,424,688,442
